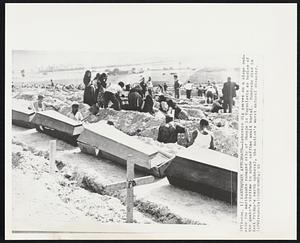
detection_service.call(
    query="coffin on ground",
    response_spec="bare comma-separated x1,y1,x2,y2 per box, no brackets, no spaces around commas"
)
166,147,238,203
12,105,36,128
77,121,172,177
32,110,84,145
32,110,84,136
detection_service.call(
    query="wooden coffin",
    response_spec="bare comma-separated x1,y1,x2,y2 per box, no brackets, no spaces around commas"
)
77,121,172,177
12,105,36,128
31,110,84,136
166,147,238,203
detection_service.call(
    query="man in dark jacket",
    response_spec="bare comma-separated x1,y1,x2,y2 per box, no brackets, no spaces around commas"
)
157,115,189,144
173,75,180,99
222,77,239,113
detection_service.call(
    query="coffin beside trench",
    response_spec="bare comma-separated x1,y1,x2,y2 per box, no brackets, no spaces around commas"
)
32,110,84,136
12,105,36,128
166,147,238,203
77,121,172,178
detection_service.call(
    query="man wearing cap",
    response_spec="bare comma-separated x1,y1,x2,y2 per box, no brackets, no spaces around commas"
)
67,103,83,121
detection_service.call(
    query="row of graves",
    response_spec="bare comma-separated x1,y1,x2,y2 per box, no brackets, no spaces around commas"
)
12,101,238,204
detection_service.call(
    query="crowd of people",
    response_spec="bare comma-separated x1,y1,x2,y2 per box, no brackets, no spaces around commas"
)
173,76,239,114
29,70,239,150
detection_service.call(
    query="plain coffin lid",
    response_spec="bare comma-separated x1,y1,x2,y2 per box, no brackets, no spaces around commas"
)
12,101,35,116
79,121,157,156
32,110,84,136
78,121,169,169
34,110,82,126
175,147,238,173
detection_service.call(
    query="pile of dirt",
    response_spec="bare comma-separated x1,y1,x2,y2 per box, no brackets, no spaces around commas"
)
87,109,165,138
12,142,154,224
12,87,239,157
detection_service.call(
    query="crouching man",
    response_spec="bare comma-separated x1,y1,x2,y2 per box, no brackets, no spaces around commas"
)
103,82,125,111
157,115,189,144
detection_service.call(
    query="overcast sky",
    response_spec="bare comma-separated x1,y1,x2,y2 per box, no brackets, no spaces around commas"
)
6,4,294,70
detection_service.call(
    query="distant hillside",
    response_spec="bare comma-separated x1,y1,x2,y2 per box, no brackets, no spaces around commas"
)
189,67,240,84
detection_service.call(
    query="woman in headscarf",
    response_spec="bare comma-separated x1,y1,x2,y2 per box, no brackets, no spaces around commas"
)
83,70,96,106
96,73,108,108
141,94,155,115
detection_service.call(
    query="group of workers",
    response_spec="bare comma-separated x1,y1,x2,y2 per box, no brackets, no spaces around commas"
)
30,70,239,150
82,70,157,114
173,75,239,114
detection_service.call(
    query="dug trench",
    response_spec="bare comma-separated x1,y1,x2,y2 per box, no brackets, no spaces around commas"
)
12,126,237,227
12,85,238,226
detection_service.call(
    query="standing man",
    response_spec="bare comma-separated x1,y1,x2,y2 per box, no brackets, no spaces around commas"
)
163,82,168,93
139,77,147,97
173,75,180,99
184,80,193,99
222,76,239,113
212,81,219,100
147,76,153,96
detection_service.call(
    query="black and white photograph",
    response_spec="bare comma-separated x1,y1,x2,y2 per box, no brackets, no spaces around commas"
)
5,3,297,240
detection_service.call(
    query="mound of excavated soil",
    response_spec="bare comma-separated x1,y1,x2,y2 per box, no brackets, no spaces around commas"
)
12,143,154,225
12,87,239,157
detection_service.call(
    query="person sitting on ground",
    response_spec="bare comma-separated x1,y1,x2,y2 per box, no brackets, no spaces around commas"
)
67,103,83,121
188,118,215,149
32,94,46,112
157,115,189,144
129,83,144,97
103,81,124,111
141,94,155,115
210,97,223,113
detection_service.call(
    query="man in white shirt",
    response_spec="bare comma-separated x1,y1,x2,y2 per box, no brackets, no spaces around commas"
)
32,94,46,112
188,118,215,150
67,103,83,121
103,82,125,111
184,81,193,99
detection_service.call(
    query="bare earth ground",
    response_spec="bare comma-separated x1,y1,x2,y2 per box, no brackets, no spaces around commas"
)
12,125,237,228
10,85,238,229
